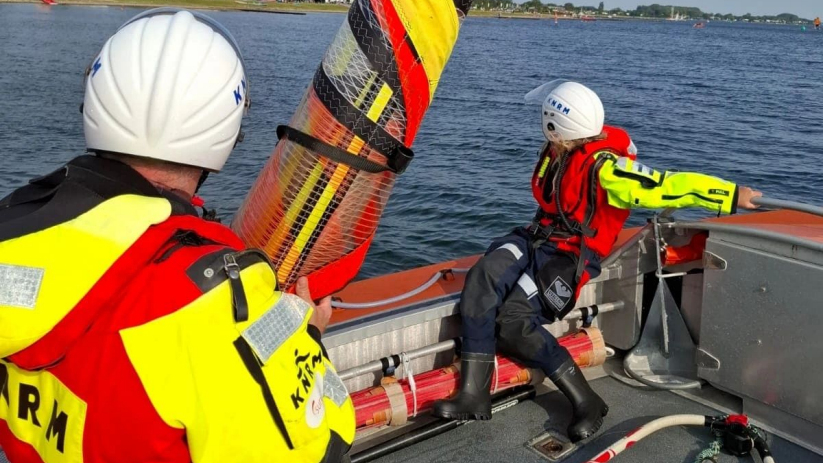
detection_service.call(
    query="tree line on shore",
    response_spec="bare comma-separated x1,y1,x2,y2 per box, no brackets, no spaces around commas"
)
471,1,809,23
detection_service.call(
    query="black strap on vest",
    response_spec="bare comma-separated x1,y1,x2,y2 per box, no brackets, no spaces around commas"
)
552,149,596,238
535,147,618,283
233,337,295,450
223,254,249,323
184,246,278,323
579,304,599,328
539,147,622,241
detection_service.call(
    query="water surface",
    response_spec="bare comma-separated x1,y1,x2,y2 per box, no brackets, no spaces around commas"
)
1,4,821,278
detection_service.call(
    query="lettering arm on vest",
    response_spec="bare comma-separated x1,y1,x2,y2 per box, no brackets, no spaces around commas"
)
597,155,738,215
120,259,355,463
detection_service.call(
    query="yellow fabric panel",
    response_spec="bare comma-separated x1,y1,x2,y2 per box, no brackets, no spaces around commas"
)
274,161,327,284
390,0,459,98
346,135,366,155
279,163,351,279
121,262,354,463
319,361,356,445
354,73,379,109
278,133,364,279
597,154,737,214
0,360,88,463
0,195,171,357
366,84,394,122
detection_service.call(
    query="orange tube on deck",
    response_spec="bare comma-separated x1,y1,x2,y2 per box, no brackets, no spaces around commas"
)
351,328,606,430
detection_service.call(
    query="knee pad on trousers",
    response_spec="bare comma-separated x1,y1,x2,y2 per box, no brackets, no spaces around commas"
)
496,317,570,371
496,319,544,360
460,251,521,319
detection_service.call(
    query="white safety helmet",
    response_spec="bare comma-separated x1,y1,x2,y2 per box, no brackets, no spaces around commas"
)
82,8,249,172
525,80,604,142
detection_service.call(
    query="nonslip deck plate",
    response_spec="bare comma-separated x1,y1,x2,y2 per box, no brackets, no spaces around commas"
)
526,429,578,461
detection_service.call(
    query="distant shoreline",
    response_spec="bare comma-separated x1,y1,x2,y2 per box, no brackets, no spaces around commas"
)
0,0,813,25
479,12,807,24
0,0,350,14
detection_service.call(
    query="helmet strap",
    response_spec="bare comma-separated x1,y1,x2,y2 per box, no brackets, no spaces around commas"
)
196,170,210,193
234,126,246,147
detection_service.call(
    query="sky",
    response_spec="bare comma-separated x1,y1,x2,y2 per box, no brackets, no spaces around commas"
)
602,1,819,19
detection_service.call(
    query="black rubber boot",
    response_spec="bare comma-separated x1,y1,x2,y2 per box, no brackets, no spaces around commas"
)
431,352,494,420
548,358,609,442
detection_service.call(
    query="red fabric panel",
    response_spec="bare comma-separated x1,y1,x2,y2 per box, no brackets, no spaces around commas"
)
296,233,375,299
0,419,45,463
3,215,248,462
371,0,430,145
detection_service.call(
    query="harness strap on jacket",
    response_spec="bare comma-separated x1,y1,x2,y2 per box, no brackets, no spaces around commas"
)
540,148,606,240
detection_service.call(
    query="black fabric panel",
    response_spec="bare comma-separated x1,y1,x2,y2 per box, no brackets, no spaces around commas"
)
0,155,196,242
661,192,723,205
306,324,329,360
0,180,104,241
730,186,739,215
0,362,9,405
611,167,661,189
312,66,414,173
453,0,473,14
158,190,199,217
346,0,403,95
533,250,580,320
185,249,274,294
320,430,353,463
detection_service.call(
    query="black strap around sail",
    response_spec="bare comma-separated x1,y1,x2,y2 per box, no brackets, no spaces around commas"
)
277,125,392,174
312,66,414,174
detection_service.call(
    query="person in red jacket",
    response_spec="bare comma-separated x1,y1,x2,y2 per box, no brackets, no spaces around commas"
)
0,8,355,463
432,81,761,442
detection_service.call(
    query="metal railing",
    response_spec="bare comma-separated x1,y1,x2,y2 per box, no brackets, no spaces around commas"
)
752,197,823,218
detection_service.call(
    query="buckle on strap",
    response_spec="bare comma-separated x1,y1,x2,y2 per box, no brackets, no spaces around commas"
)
388,145,414,175
529,221,555,239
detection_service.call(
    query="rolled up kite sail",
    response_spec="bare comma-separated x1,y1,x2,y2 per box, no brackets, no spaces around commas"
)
232,0,473,297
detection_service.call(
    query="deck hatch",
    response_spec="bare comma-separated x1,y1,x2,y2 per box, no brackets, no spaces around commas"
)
526,430,577,461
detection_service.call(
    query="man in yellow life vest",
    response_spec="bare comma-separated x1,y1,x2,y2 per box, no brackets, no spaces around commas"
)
0,8,355,463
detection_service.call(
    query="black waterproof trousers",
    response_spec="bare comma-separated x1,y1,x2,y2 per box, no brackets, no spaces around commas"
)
459,227,599,373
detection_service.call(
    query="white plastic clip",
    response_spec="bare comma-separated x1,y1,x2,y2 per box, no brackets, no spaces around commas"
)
492,355,500,394
400,352,418,418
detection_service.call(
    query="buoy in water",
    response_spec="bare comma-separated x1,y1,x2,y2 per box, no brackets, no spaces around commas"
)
801,26,807,32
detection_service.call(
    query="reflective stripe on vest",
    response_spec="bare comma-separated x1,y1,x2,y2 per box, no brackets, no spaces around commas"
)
0,195,172,358
1,200,355,463
121,271,355,462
